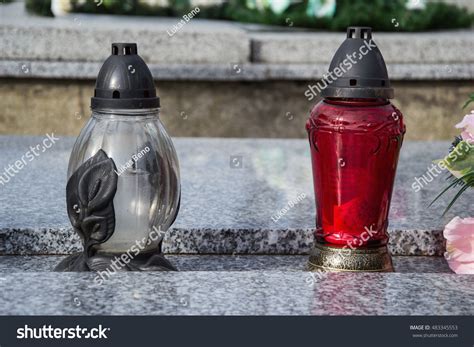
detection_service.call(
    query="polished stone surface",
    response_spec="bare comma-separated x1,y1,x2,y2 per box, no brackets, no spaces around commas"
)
0,270,471,315
0,255,469,315
0,255,453,273
1,136,471,256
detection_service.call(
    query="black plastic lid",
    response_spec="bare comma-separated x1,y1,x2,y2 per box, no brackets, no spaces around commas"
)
91,43,160,110
321,27,394,99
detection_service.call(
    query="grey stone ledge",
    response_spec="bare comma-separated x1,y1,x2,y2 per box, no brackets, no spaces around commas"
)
1,2,473,74
0,136,471,256
0,4,250,64
251,30,474,64
0,255,465,316
0,255,453,273
1,60,473,80
0,227,446,256
0,271,471,315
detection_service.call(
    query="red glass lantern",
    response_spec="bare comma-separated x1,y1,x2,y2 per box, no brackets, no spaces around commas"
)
306,27,405,272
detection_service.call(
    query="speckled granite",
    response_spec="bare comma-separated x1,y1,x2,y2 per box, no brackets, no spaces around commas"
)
0,136,470,256
0,270,471,315
0,227,445,256
0,3,249,64
0,255,467,315
2,61,473,81
0,255,453,273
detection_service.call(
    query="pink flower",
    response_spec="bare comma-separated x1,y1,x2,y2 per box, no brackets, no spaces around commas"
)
443,216,474,274
455,111,474,142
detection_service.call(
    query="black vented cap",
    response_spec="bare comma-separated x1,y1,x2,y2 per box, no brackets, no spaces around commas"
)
321,27,394,99
91,43,160,110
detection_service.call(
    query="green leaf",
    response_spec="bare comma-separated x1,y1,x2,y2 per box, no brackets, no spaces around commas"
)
429,173,471,207
442,181,472,216
462,93,474,109
440,140,474,183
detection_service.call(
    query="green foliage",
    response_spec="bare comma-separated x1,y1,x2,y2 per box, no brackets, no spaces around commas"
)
222,0,473,31
329,0,405,31
217,1,330,29
26,0,474,32
463,93,474,109
70,0,139,15
25,0,52,17
431,94,474,215
399,2,473,31
430,170,474,216
101,0,136,14
328,0,473,31
224,1,279,25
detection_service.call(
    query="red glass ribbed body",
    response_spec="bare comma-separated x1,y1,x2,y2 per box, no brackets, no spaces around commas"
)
306,98,405,248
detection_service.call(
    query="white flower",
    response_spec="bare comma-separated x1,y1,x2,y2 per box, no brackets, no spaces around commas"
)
406,0,426,10
455,110,474,142
269,0,291,14
51,0,72,17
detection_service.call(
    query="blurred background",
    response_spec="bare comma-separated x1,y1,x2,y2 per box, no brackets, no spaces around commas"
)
1,0,473,139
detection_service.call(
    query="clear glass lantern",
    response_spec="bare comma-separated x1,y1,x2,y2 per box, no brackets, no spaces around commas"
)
67,109,180,254
56,43,180,272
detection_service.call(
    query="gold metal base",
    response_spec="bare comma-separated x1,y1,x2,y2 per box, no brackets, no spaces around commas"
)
307,243,393,272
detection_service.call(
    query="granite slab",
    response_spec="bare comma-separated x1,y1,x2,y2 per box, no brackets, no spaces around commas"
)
0,2,250,64
251,30,474,64
0,136,471,256
2,61,472,81
0,270,471,315
0,255,453,273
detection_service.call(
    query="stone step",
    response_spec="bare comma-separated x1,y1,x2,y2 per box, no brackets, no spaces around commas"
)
0,270,470,315
2,61,473,80
0,255,452,273
0,136,470,256
1,2,473,80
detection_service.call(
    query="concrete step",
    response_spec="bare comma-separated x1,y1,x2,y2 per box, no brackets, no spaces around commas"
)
1,2,473,80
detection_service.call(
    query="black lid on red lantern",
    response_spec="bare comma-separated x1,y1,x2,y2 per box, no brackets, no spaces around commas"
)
91,43,160,110
320,27,394,99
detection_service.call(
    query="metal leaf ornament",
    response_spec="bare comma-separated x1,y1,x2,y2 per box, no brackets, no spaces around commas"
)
56,149,177,272
66,149,118,257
